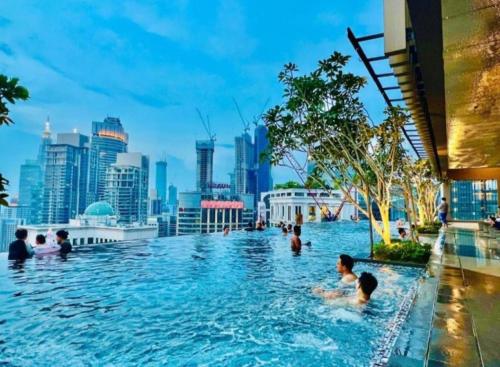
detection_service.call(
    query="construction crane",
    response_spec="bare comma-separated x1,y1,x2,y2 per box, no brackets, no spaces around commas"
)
196,108,216,142
232,98,250,134
251,97,270,127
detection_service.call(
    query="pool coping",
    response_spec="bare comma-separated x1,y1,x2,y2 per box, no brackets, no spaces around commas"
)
353,257,427,269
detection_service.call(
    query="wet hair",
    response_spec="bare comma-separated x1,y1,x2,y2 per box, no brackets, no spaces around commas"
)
56,230,69,240
223,225,229,230
36,234,46,244
339,254,354,271
293,225,301,236
442,197,446,201
15,228,28,240
358,272,378,297
282,226,288,234
287,224,292,230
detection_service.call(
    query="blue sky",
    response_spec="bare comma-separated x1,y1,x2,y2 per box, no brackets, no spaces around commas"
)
0,0,394,195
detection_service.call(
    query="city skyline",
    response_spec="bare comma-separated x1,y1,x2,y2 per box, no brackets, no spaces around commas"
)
0,0,387,194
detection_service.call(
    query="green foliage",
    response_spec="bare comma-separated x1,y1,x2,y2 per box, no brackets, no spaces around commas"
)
0,74,29,206
416,222,441,234
374,240,431,264
274,180,303,190
0,74,29,126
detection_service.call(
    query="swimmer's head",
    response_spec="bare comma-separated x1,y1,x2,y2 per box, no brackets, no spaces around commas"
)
293,225,301,236
357,272,378,299
36,234,46,245
337,254,354,273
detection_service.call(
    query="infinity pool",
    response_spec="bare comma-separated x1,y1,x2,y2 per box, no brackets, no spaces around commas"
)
0,222,421,366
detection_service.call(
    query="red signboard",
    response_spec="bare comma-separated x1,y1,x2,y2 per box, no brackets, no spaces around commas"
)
201,200,243,209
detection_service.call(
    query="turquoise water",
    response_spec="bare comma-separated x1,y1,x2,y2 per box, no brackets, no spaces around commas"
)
0,222,421,366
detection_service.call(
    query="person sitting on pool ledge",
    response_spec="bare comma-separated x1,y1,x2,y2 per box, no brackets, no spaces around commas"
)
314,272,378,304
56,230,72,254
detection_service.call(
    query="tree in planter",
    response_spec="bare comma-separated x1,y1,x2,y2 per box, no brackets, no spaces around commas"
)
0,74,30,206
264,52,410,245
411,159,441,226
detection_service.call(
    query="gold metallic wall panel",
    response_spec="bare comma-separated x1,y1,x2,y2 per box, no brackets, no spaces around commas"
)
442,0,500,170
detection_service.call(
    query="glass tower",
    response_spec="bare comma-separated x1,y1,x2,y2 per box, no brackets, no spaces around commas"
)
42,133,90,224
254,125,272,203
155,160,168,208
451,180,498,220
18,159,43,224
88,117,128,204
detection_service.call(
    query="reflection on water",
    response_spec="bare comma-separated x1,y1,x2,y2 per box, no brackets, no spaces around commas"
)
0,222,420,367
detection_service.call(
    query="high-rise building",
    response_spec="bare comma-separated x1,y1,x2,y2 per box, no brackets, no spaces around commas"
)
42,132,90,224
148,188,162,216
88,117,128,204
18,159,43,224
168,183,178,208
254,125,273,204
196,140,214,193
155,160,168,207
234,132,256,196
105,152,149,224
37,117,52,172
451,180,498,220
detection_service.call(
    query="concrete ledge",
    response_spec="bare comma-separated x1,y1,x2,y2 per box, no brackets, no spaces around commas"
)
353,257,427,268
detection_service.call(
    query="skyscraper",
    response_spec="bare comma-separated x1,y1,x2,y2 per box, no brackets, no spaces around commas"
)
37,117,52,172
254,125,272,204
105,152,149,224
155,160,167,206
42,132,90,224
196,140,214,194
234,132,255,196
18,159,43,224
451,180,498,220
168,183,178,207
88,117,128,204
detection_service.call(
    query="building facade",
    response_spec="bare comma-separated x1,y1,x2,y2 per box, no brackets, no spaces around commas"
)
176,192,254,235
451,180,498,220
18,159,43,224
196,140,214,194
234,132,256,197
37,118,52,172
88,117,128,204
168,183,178,212
0,218,26,252
155,160,168,209
254,125,273,205
42,132,90,224
105,152,149,224
259,188,355,225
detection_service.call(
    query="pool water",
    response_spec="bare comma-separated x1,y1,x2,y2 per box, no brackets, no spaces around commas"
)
0,222,421,366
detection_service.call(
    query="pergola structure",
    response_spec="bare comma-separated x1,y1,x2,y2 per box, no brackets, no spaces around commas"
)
349,0,499,205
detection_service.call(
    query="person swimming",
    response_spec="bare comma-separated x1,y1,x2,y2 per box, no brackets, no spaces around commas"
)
336,254,357,284
287,224,293,233
33,234,61,255
256,221,264,231
244,221,254,232
314,272,378,305
282,226,288,236
290,225,301,252
56,230,72,254
223,225,230,236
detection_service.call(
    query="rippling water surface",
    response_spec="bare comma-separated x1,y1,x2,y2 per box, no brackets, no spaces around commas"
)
0,222,421,366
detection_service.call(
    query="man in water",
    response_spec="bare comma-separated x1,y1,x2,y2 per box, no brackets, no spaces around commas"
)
291,225,302,252
437,197,449,228
337,254,357,284
8,229,31,261
56,230,72,254
314,272,378,305
223,225,230,236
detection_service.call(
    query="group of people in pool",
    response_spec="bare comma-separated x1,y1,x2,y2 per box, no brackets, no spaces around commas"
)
8,228,73,262
313,254,378,305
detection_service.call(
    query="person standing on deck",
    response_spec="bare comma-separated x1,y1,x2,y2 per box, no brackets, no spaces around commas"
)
437,198,449,228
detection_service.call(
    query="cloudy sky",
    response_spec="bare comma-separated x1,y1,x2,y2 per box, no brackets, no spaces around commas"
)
0,0,395,195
